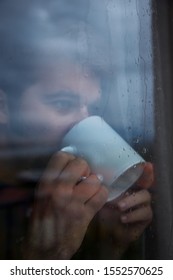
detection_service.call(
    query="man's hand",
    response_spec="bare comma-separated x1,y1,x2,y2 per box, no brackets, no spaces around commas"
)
97,162,154,259
23,151,108,259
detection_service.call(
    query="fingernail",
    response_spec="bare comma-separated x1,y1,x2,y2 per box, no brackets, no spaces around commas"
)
121,215,127,222
118,202,126,210
97,174,104,182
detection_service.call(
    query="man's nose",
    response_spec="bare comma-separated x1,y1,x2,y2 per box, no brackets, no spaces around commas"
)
67,105,90,132
75,104,89,123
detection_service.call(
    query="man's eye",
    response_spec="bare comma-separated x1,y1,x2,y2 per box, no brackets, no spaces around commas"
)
52,99,79,113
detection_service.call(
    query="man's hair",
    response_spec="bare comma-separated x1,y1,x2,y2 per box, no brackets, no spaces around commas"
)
0,0,112,109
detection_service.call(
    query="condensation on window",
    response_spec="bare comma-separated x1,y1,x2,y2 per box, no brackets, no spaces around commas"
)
0,0,155,260
100,0,154,155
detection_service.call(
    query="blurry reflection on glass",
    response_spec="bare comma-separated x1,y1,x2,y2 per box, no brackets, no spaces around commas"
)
0,0,153,260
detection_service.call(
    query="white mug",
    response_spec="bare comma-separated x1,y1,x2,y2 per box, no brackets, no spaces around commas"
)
61,116,145,201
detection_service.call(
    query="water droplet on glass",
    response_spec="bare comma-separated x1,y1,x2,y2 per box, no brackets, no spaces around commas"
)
142,147,147,154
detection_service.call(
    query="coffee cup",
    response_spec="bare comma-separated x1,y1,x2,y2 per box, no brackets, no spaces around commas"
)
61,116,145,201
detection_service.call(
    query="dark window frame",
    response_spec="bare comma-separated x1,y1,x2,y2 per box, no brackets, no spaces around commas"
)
146,0,173,260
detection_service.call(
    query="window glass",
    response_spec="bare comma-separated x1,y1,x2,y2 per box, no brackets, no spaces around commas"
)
0,0,154,260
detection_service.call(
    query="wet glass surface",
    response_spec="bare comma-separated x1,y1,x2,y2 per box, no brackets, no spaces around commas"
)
0,0,156,260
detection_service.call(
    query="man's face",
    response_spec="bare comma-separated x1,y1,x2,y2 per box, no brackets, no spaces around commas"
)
9,62,101,173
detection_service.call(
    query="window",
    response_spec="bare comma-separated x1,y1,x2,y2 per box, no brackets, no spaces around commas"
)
1,0,170,260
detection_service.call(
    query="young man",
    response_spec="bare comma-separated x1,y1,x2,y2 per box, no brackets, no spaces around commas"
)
0,2,153,259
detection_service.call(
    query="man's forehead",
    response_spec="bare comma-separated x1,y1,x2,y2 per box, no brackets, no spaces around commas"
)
39,60,97,80
29,61,100,97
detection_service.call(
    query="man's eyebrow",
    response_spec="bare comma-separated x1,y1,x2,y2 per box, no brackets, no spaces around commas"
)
43,90,80,100
43,91,101,106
